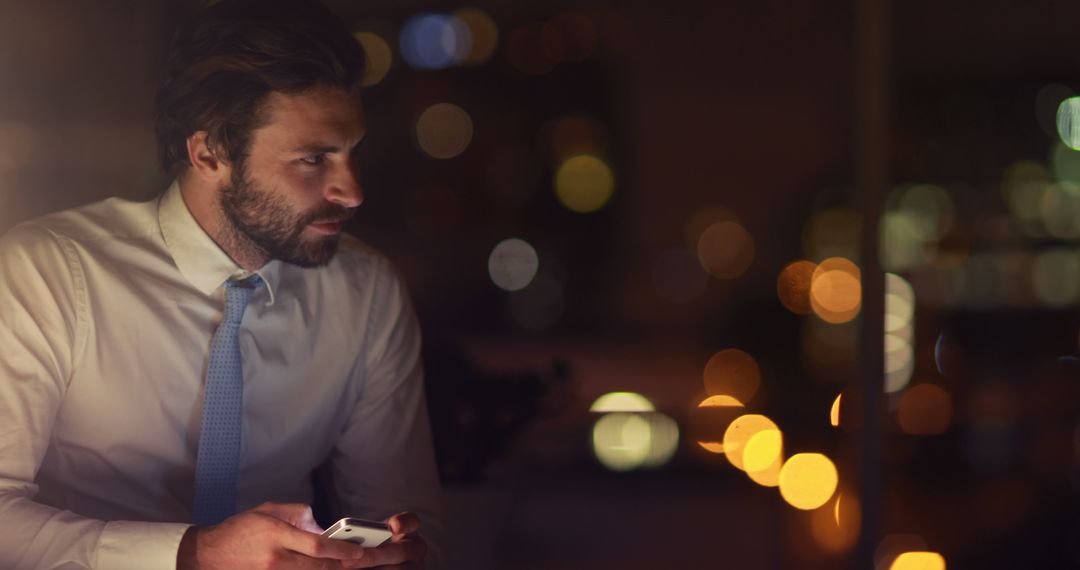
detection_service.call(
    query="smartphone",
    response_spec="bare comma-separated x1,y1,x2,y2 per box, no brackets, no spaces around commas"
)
321,517,393,547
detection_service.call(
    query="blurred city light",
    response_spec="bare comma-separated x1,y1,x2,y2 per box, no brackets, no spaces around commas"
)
880,212,929,271
543,114,609,165
891,184,955,242
453,8,498,65
898,384,952,435
1037,83,1075,138
697,395,744,408
804,208,859,261
1032,247,1080,306
703,348,761,405
889,552,946,570
415,102,474,159
723,414,778,471
399,13,470,70
1051,141,1080,185
810,257,862,323
353,32,393,86
554,154,615,213
590,391,655,413
884,273,916,393
696,220,755,279
652,248,708,303
1002,160,1050,236
777,260,817,316
884,334,915,393
743,429,783,487
810,492,860,553
778,453,838,510
591,411,679,472
488,238,539,291
876,535,930,570
1040,182,1080,239
1056,96,1080,150
830,393,841,427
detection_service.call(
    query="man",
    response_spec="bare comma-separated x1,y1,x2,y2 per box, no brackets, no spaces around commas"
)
0,1,443,568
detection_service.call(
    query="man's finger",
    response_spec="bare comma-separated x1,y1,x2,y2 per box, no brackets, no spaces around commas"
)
275,519,367,561
387,512,421,536
350,537,426,567
252,502,323,533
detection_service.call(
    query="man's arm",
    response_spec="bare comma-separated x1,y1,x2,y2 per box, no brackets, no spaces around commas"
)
328,257,446,569
0,224,191,568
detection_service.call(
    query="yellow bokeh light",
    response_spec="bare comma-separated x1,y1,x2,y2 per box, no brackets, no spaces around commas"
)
779,453,838,510
1032,247,1080,306
722,414,778,471
697,395,744,408
590,391,655,413
810,257,862,324
554,154,615,213
703,349,761,405
697,220,755,279
890,552,946,570
811,492,860,553
696,441,726,454
743,429,783,487
777,260,817,315
898,384,952,435
591,411,679,472
830,393,841,427
454,8,498,65
353,32,393,86
415,103,474,159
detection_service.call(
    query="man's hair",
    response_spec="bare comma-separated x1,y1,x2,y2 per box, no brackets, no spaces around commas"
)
155,0,366,179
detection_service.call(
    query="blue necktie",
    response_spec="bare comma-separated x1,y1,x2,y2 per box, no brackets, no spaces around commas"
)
192,277,260,526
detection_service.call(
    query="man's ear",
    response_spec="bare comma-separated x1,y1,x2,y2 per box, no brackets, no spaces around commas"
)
185,131,232,185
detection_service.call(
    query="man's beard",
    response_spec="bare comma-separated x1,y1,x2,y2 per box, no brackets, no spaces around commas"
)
219,166,352,268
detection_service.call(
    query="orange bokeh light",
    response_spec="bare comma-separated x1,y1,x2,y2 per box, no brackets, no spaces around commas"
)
777,260,817,315
703,349,761,405
898,384,952,435
697,220,755,279
810,257,862,323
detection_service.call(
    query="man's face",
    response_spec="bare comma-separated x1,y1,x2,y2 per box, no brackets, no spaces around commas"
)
219,86,366,268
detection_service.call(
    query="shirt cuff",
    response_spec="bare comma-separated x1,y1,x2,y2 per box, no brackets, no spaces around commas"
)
95,520,192,570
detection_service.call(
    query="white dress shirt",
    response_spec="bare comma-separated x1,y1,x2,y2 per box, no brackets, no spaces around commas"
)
0,182,444,569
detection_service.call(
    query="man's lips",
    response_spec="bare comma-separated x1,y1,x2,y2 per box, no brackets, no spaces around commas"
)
309,220,345,235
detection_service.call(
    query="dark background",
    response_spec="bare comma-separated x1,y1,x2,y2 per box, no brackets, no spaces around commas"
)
3,1,1080,568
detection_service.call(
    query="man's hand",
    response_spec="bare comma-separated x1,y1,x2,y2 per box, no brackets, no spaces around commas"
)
176,502,367,569
348,512,428,570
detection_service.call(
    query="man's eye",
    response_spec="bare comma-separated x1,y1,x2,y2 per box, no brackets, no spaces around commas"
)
300,154,326,166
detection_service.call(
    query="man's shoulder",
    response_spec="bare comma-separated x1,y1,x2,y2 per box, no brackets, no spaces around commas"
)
1,194,160,252
332,234,394,274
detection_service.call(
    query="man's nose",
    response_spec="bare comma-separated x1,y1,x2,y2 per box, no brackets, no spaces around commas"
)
326,162,364,208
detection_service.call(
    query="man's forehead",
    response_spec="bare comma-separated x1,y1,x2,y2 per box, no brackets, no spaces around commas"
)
257,86,366,147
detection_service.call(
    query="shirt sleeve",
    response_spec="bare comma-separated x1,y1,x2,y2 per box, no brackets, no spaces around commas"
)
328,257,447,570
0,224,190,570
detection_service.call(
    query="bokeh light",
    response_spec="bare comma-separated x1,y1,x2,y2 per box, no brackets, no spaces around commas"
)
804,209,859,261
1057,96,1080,150
779,453,838,510
399,13,470,70
543,114,609,165
889,552,946,570
696,220,755,279
554,154,615,213
353,32,393,86
830,393,842,427
1032,247,1080,306
698,395,744,408
810,257,862,323
652,248,708,303
488,238,539,291
722,414,778,471
811,492,860,553
590,391,655,413
884,333,915,393
703,349,761,405
415,103,474,159
898,384,952,435
1002,160,1050,236
453,8,498,65
743,429,783,487
876,535,930,570
777,260,817,315
592,411,679,472
690,395,745,456
885,273,915,336
1040,182,1080,239
1051,141,1080,185
890,184,955,242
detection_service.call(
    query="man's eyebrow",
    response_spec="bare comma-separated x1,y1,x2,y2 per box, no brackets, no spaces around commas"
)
290,139,366,154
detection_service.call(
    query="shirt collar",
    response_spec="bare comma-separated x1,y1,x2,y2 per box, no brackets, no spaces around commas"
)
158,180,281,306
